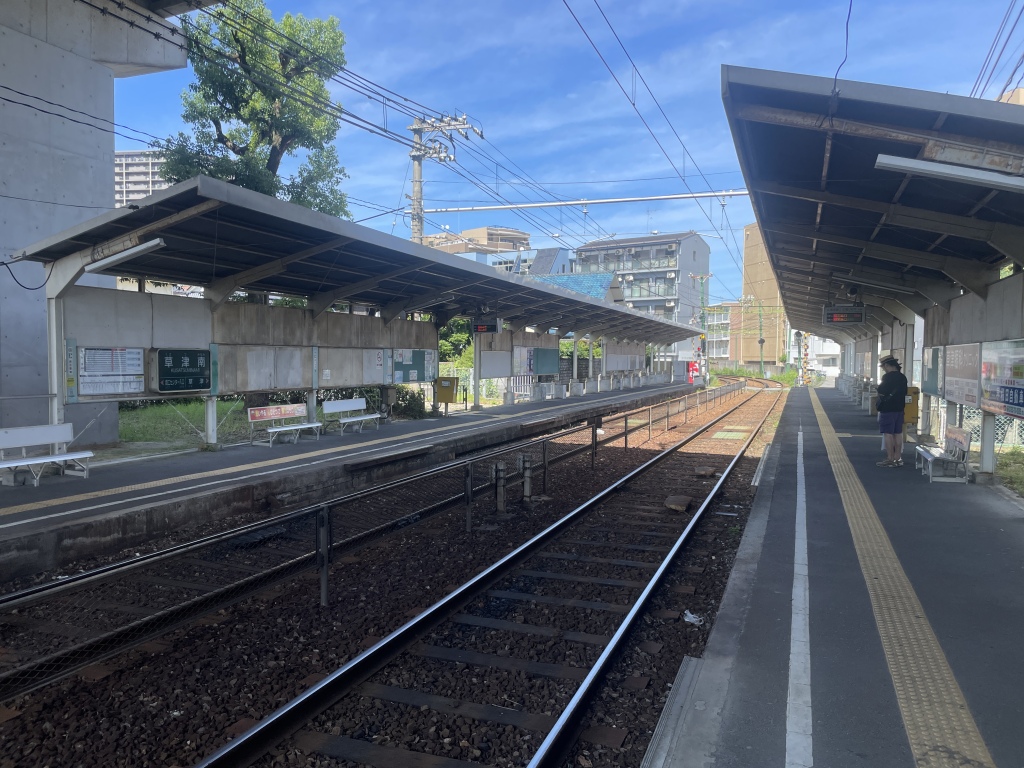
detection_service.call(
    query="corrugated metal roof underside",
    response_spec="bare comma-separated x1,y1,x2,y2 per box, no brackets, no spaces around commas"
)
722,65,1024,341
15,176,699,344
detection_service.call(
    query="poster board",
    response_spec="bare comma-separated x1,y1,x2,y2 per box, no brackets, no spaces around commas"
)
944,343,980,406
921,347,944,397
981,339,1024,418
77,347,145,396
392,349,436,385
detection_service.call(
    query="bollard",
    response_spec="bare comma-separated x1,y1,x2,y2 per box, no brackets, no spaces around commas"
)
495,461,506,514
317,505,331,608
465,462,474,533
523,455,533,504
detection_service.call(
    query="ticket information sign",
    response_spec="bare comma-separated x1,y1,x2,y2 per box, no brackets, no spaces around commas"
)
981,339,1024,418
78,347,145,396
247,404,306,421
921,346,944,397
153,348,212,393
944,343,980,406
822,306,866,324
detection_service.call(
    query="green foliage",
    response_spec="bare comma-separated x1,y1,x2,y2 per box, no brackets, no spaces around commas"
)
997,448,1024,497
160,0,350,217
558,339,601,358
778,352,788,364
438,318,471,362
394,386,426,419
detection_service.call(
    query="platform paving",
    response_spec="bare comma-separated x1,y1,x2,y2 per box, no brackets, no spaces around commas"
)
650,385,1024,768
0,382,690,536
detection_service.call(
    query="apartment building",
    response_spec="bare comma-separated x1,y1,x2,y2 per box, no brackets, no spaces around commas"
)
422,225,531,254
114,149,171,207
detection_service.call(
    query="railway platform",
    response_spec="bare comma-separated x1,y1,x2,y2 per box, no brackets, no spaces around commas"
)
648,385,1024,768
0,381,695,577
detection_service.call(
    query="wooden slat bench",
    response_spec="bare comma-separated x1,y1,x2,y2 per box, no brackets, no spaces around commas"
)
322,398,380,434
915,425,971,483
248,404,321,447
0,423,93,487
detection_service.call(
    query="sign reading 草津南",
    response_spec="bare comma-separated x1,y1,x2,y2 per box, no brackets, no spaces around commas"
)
944,343,980,406
150,348,212,393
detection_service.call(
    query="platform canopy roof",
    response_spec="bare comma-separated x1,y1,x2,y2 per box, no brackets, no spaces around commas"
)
722,65,1024,342
14,175,698,344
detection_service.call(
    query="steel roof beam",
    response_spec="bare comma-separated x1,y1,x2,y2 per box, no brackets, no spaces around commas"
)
205,237,354,309
380,279,488,324
309,265,425,317
765,223,996,297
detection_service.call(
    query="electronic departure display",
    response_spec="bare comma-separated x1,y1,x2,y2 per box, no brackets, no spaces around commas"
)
822,306,866,324
472,316,502,333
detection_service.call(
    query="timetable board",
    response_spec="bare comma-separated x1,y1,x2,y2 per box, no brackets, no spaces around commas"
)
78,347,145,396
944,343,980,406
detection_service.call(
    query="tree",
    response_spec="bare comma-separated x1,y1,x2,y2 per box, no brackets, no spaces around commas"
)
161,0,350,217
438,318,472,362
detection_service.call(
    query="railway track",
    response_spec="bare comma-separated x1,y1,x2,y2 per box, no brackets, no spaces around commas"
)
0,384,750,704
196,386,781,768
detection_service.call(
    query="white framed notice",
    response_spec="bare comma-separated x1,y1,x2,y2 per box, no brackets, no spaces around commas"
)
78,347,145,396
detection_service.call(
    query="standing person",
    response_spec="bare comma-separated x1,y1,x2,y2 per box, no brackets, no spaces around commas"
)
876,355,909,467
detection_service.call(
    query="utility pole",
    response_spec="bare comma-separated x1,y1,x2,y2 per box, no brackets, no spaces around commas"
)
689,272,712,378
757,300,765,377
408,115,483,244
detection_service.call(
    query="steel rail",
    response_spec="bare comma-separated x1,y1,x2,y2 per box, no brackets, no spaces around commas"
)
528,388,782,767
193,387,763,768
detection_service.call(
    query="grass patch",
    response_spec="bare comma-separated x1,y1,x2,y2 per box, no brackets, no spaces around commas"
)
119,399,250,445
997,448,1024,497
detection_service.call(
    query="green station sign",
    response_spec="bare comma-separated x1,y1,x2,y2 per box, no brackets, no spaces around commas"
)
154,348,212,393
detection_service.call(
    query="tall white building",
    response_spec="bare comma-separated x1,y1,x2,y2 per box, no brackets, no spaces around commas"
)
114,150,171,208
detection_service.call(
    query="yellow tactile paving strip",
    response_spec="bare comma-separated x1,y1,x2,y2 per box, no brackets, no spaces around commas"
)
808,389,994,768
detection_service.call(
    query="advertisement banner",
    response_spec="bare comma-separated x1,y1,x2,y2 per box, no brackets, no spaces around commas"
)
921,347,944,397
981,339,1024,418
944,343,980,406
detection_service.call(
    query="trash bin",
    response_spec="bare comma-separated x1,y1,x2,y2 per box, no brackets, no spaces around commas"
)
434,377,458,404
904,386,920,424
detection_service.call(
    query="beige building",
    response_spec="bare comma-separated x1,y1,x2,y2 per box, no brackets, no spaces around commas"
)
115,149,171,208
708,224,790,368
422,225,530,254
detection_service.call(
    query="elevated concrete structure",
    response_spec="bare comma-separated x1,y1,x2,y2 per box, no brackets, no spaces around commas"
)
0,0,211,433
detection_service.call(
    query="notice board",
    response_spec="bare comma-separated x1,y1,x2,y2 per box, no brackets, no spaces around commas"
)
981,339,1024,418
77,347,145,396
392,349,436,385
944,343,980,406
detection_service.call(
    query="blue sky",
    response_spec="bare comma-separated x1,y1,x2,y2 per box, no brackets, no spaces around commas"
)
114,0,1010,302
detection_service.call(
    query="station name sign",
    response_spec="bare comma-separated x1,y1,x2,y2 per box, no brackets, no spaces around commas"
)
150,348,212,393
822,306,866,324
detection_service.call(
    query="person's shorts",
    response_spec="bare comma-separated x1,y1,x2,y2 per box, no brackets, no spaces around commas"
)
878,411,904,434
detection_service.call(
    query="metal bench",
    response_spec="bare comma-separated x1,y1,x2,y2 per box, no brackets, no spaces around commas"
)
0,423,93,487
915,425,971,483
322,397,380,433
247,404,321,447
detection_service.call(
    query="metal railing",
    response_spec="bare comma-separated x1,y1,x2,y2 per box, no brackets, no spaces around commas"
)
0,380,747,701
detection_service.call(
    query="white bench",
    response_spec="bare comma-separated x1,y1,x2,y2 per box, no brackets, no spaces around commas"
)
322,397,380,433
247,404,321,447
0,423,93,487
915,425,971,483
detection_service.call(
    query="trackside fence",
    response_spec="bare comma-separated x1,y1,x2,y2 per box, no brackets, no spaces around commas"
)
0,380,749,701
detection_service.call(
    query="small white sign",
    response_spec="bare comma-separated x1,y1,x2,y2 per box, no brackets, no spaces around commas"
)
322,369,331,381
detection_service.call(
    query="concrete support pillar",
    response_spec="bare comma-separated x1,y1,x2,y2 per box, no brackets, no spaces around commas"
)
306,389,317,421
921,393,933,437
205,396,218,447
472,339,482,410
572,339,578,384
980,412,997,475
46,298,64,426
588,337,594,380
946,400,959,432
870,341,879,383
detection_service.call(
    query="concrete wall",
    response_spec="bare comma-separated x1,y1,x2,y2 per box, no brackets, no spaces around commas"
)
924,304,950,348
62,288,440,397
947,272,1024,345
0,1,187,428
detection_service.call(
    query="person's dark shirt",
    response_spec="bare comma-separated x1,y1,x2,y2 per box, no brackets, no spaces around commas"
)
877,369,908,412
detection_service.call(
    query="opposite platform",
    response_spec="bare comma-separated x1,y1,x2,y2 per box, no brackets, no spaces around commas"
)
648,385,1024,768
